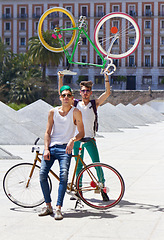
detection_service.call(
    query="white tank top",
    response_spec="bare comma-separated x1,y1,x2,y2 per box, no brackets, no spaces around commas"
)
75,101,95,138
49,106,76,146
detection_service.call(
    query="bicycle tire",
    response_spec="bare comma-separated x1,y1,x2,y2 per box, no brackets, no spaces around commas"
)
94,12,140,59
3,163,52,208
76,163,125,210
38,7,76,52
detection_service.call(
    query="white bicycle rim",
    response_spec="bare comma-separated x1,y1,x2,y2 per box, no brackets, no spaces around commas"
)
94,12,140,59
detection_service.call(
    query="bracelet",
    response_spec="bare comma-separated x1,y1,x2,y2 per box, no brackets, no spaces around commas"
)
71,137,76,142
105,80,109,82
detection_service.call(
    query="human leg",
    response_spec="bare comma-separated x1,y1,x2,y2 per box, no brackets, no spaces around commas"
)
55,145,72,207
85,139,105,184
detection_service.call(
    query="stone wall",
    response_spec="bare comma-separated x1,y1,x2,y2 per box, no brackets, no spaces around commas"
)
46,89,164,106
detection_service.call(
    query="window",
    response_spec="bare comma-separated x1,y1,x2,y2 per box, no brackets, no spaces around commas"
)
158,76,164,84
161,20,164,29
161,37,164,45
34,7,41,18
142,76,152,85
145,55,151,67
66,6,72,13
113,5,119,12
161,5,164,16
129,5,136,16
129,55,134,67
19,7,27,18
20,22,26,31
97,5,104,17
81,6,87,16
35,22,38,31
113,59,118,67
82,55,86,63
82,37,87,45
5,7,11,18
5,22,11,31
145,20,151,29
97,55,102,65
5,38,10,45
145,37,151,45
161,56,164,66
129,37,135,45
66,21,71,28
145,5,152,16
95,76,104,84
20,38,26,46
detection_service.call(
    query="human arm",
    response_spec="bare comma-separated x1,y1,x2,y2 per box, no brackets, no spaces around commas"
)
58,71,64,95
43,109,54,160
66,108,84,154
95,72,110,108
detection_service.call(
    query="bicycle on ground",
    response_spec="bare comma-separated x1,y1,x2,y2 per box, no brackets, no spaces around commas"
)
3,138,125,210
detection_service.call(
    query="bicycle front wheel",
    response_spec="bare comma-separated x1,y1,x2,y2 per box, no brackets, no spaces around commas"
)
94,12,140,59
76,163,125,210
38,7,76,52
3,163,52,208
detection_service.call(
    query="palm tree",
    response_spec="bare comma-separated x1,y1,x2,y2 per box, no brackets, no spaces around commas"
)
9,53,42,104
28,30,63,81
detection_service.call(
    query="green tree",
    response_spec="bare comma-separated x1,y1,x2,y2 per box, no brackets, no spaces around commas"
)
28,30,63,81
9,53,42,104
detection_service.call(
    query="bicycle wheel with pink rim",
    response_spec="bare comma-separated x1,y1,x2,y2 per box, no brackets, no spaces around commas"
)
76,163,125,210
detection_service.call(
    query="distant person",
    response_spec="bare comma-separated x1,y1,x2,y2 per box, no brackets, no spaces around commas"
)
58,71,110,201
39,85,84,220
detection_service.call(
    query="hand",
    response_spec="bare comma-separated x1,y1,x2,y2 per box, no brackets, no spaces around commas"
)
44,149,50,160
66,139,74,154
58,71,64,79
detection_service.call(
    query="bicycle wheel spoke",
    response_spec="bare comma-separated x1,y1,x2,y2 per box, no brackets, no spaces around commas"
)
76,163,125,210
3,163,52,208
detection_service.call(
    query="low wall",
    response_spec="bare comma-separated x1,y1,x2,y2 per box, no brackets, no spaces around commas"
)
46,89,164,106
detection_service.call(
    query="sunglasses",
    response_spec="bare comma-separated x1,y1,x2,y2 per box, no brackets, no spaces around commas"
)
81,89,91,93
61,93,72,98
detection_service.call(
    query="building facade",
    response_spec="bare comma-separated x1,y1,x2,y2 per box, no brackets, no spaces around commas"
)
0,0,164,90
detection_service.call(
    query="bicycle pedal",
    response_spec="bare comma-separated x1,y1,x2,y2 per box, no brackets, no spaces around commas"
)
60,69,77,75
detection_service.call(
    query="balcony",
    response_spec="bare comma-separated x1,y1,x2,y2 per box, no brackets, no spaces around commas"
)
2,14,13,19
145,11,153,17
129,11,137,17
32,13,41,19
17,14,28,19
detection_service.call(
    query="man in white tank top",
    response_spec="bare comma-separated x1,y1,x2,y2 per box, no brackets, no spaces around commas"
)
39,85,84,220
58,71,110,202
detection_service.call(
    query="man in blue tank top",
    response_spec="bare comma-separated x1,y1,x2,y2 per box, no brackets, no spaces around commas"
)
58,71,110,201
39,85,84,220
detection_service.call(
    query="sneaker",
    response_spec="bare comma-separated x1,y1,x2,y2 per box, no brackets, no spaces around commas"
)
60,69,77,75
55,209,63,220
70,192,79,200
38,207,53,217
101,189,110,201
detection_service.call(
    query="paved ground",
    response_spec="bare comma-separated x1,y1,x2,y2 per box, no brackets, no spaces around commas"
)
0,121,164,240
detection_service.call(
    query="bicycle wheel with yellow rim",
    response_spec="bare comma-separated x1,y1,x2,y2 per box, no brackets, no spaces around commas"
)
38,7,76,52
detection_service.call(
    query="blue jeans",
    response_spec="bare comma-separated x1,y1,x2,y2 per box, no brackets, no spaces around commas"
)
40,144,72,207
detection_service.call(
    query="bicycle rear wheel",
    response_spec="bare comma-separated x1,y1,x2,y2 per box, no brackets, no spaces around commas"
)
76,163,125,210
3,163,52,208
94,12,140,59
38,7,76,52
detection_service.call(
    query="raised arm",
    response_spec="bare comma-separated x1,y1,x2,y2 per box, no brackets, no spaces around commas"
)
95,73,110,108
58,71,64,95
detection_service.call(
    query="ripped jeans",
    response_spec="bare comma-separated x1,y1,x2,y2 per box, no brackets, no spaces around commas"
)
40,144,72,207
